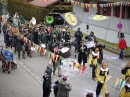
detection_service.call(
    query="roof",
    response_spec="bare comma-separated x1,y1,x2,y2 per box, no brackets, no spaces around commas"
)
30,0,59,8
99,0,130,2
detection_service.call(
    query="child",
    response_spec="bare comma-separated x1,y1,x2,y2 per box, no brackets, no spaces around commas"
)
53,80,59,97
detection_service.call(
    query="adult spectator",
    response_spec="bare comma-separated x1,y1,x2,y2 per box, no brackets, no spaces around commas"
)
57,76,72,97
43,74,52,97
44,64,53,83
74,28,83,46
118,35,128,60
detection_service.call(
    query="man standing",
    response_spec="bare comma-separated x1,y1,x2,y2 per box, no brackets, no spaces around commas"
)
118,35,128,60
74,28,83,48
43,74,52,97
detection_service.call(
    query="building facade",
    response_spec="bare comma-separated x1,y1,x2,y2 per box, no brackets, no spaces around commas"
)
72,0,130,46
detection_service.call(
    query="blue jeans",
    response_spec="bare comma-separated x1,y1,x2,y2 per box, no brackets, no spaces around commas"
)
119,48,124,59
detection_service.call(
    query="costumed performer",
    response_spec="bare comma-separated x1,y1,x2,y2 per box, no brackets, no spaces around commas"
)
78,41,87,66
96,61,109,97
120,61,130,90
88,47,99,81
120,77,130,97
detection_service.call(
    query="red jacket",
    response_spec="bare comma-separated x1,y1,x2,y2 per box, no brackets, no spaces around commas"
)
118,39,128,49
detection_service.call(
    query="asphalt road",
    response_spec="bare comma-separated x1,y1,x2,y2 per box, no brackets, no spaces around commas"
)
0,31,130,97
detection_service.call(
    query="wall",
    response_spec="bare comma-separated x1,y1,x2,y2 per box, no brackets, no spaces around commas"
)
72,2,130,46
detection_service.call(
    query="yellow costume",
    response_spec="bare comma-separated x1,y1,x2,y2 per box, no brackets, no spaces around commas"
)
120,77,130,97
96,62,109,97
88,48,99,80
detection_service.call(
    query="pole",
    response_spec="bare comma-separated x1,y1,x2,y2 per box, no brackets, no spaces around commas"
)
119,1,122,40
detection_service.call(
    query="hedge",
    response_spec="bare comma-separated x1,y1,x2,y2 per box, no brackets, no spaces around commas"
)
8,0,49,23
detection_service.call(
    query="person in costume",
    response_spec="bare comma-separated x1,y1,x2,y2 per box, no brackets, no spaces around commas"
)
13,12,19,27
120,61,130,90
64,31,71,49
96,61,109,97
52,44,61,77
78,41,87,66
2,11,9,25
88,47,99,81
16,33,25,59
85,31,96,55
95,41,105,64
120,77,130,97
5,28,12,48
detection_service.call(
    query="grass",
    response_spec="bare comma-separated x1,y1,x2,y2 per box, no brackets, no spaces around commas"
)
69,28,130,50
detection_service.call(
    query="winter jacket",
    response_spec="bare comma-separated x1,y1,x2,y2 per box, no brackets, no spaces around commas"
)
57,79,71,97
118,39,128,49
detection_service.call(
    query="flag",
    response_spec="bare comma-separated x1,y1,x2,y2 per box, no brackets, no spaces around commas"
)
44,49,47,55
81,66,87,74
114,78,120,89
31,42,34,47
75,63,81,69
48,52,51,58
72,61,76,69
81,3,84,8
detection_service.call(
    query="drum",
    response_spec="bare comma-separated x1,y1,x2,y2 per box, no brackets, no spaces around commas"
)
60,47,71,58
31,47,35,54
86,41,95,48
41,44,46,48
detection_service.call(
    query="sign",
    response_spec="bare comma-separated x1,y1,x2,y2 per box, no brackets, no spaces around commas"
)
93,15,107,21
117,23,123,30
64,13,77,26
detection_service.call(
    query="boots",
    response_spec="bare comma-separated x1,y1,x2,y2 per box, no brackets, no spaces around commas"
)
22,51,25,59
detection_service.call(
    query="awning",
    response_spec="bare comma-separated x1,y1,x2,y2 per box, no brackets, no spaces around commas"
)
30,0,59,8
60,12,83,28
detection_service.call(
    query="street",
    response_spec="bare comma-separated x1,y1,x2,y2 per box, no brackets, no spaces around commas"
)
0,32,130,97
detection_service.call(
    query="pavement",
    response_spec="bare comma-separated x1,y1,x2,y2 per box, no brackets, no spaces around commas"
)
0,30,130,97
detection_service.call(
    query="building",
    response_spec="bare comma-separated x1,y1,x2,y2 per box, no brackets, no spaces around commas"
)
72,0,130,46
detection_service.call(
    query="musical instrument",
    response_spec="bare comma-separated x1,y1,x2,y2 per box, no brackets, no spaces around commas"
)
31,47,35,54
86,41,95,48
41,44,46,48
46,16,54,24
60,47,71,58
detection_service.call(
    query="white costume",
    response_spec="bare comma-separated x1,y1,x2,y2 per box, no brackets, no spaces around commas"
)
2,13,9,25
13,13,19,27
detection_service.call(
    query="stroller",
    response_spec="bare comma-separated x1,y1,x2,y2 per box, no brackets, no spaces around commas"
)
0,45,17,74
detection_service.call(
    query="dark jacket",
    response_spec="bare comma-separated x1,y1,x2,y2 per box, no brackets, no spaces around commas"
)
57,79,72,97
45,66,52,83
12,34,17,47
85,35,96,42
74,31,83,43
53,80,59,96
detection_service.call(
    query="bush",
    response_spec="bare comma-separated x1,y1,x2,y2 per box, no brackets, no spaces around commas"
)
8,0,49,23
